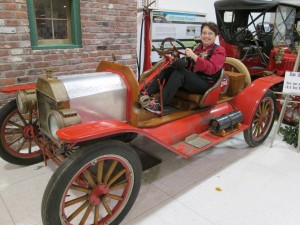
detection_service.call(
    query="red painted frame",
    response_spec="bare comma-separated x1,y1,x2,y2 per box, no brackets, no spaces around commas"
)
56,72,283,158
0,84,36,93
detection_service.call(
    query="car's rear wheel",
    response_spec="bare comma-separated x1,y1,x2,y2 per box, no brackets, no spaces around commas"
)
42,140,142,225
244,90,276,147
0,100,43,165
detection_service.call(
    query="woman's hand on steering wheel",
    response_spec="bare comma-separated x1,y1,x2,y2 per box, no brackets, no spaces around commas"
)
185,48,197,61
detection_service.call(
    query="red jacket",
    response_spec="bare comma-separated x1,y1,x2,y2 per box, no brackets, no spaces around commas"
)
193,43,226,75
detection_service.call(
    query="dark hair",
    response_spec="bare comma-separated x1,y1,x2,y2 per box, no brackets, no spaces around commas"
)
201,22,219,35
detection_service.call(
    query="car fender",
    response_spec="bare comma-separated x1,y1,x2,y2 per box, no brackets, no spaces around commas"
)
56,120,143,143
0,84,36,93
231,76,283,125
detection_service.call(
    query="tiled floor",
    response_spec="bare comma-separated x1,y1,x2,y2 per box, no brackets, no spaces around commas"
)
1,130,300,225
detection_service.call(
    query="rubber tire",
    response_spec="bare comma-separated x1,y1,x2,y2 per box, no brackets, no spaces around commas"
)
42,140,142,225
0,100,43,165
225,57,251,88
244,90,276,147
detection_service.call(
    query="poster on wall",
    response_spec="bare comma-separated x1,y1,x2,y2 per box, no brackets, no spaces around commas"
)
151,10,206,62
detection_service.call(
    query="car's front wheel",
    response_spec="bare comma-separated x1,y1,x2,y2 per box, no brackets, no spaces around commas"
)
42,140,142,225
0,100,43,165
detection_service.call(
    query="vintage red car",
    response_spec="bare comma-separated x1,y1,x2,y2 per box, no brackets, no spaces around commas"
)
0,36,283,224
214,0,300,125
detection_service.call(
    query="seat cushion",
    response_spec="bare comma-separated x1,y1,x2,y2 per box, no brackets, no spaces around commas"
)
175,90,202,103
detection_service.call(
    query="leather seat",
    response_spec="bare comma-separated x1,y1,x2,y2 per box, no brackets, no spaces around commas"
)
175,69,224,108
175,91,202,104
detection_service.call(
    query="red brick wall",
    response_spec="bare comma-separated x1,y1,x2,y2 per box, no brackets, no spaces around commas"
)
0,0,138,106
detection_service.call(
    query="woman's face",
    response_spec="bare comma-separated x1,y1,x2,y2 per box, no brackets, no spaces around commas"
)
201,26,216,47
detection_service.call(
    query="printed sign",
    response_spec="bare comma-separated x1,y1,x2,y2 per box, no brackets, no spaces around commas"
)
152,11,205,40
282,71,300,94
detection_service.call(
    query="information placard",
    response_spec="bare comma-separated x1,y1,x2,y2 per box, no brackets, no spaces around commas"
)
282,71,300,94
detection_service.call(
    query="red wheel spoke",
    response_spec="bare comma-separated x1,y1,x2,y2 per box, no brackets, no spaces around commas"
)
28,139,32,154
104,161,118,184
4,127,23,136
7,135,23,146
17,111,27,125
28,111,33,124
16,137,27,152
65,195,88,207
8,120,24,129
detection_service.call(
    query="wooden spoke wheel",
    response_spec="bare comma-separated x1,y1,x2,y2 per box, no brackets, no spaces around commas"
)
42,140,142,225
244,90,276,147
0,100,43,165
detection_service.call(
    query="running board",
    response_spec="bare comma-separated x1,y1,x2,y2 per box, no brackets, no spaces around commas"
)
185,134,211,148
172,124,249,158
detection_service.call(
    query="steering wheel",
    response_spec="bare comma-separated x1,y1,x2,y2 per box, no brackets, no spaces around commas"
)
159,37,195,68
160,37,187,57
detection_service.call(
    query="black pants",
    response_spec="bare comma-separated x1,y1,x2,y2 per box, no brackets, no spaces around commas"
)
147,66,213,105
